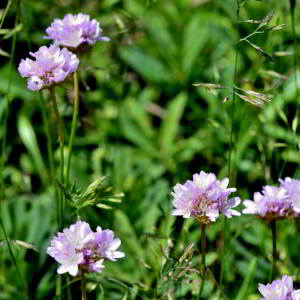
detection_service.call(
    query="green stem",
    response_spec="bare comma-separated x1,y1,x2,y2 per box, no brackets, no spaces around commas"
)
50,88,65,229
0,0,19,207
38,93,55,181
198,223,206,300
0,217,29,300
269,220,277,282
221,0,239,295
81,272,87,300
56,274,62,300
66,70,79,186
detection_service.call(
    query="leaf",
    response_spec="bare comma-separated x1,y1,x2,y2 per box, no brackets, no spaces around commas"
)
114,210,145,259
118,46,172,83
182,14,209,76
158,92,187,154
17,114,47,185
235,258,257,300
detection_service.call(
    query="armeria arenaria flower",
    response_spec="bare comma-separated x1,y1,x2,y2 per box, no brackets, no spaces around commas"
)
242,185,293,220
47,221,124,276
258,275,300,300
45,13,109,51
279,177,300,214
18,45,79,91
171,171,240,224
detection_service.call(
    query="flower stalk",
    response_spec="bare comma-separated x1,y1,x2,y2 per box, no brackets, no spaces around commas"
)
198,223,206,300
269,220,277,282
66,70,79,186
81,272,87,300
50,88,65,228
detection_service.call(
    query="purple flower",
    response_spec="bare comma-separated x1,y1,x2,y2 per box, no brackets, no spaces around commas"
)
258,275,300,300
47,233,84,276
45,13,110,50
242,185,292,220
279,177,300,214
47,221,124,276
91,227,125,261
18,45,79,91
171,171,240,224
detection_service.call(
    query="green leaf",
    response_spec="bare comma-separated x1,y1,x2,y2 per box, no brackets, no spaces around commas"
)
17,114,47,185
158,92,187,155
114,210,145,259
118,46,172,83
235,258,257,300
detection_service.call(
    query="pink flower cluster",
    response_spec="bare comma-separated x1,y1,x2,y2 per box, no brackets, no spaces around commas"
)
18,14,109,91
47,221,124,276
171,171,240,224
258,275,300,300
243,178,300,220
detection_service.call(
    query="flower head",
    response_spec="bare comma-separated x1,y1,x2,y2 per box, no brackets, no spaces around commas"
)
47,221,124,276
45,13,109,51
242,185,292,220
279,177,300,214
258,275,300,300
18,45,79,91
171,171,240,224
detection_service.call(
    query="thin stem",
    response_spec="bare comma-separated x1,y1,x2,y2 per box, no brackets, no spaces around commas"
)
39,93,55,181
269,220,277,282
0,217,29,300
221,0,239,295
81,272,87,300
50,88,65,229
56,274,62,300
0,0,19,207
198,223,206,300
66,70,79,186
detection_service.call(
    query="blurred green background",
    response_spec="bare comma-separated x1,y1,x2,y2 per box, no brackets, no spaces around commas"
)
1,0,300,299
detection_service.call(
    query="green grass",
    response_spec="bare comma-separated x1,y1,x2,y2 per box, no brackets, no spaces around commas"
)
0,0,300,299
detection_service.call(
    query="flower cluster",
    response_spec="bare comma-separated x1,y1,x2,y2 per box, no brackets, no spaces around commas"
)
242,178,300,220
47,221,124,276
45,13,110,50
258,275,300,300
19,13,109,90
171,171,240,224
18,45,79,91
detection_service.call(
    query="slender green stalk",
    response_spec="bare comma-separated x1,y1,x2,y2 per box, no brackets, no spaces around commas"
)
0,218,29,300
289,0,300,149
269,220,277,282
39,93,55,181
0,0,12,29
0,4,27,298
0,0,19,207
81,272,88,300
56,274,62,300
50,88,65,229
66,70,79,186
220,0,240,295
198,223,206,300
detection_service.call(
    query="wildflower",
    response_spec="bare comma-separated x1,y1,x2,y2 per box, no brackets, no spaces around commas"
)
18,45,79,91
47,221,124,276
171,171,240,224
242,185,292,220
258,275,300,300
45,13,109,51
279,177,300,214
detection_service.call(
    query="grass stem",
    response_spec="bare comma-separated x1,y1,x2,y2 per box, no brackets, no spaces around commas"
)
198,223,206,300
220,0,240,296
81,272,88,300
269,220,277,282
66,70,79,186
50,88,65,229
